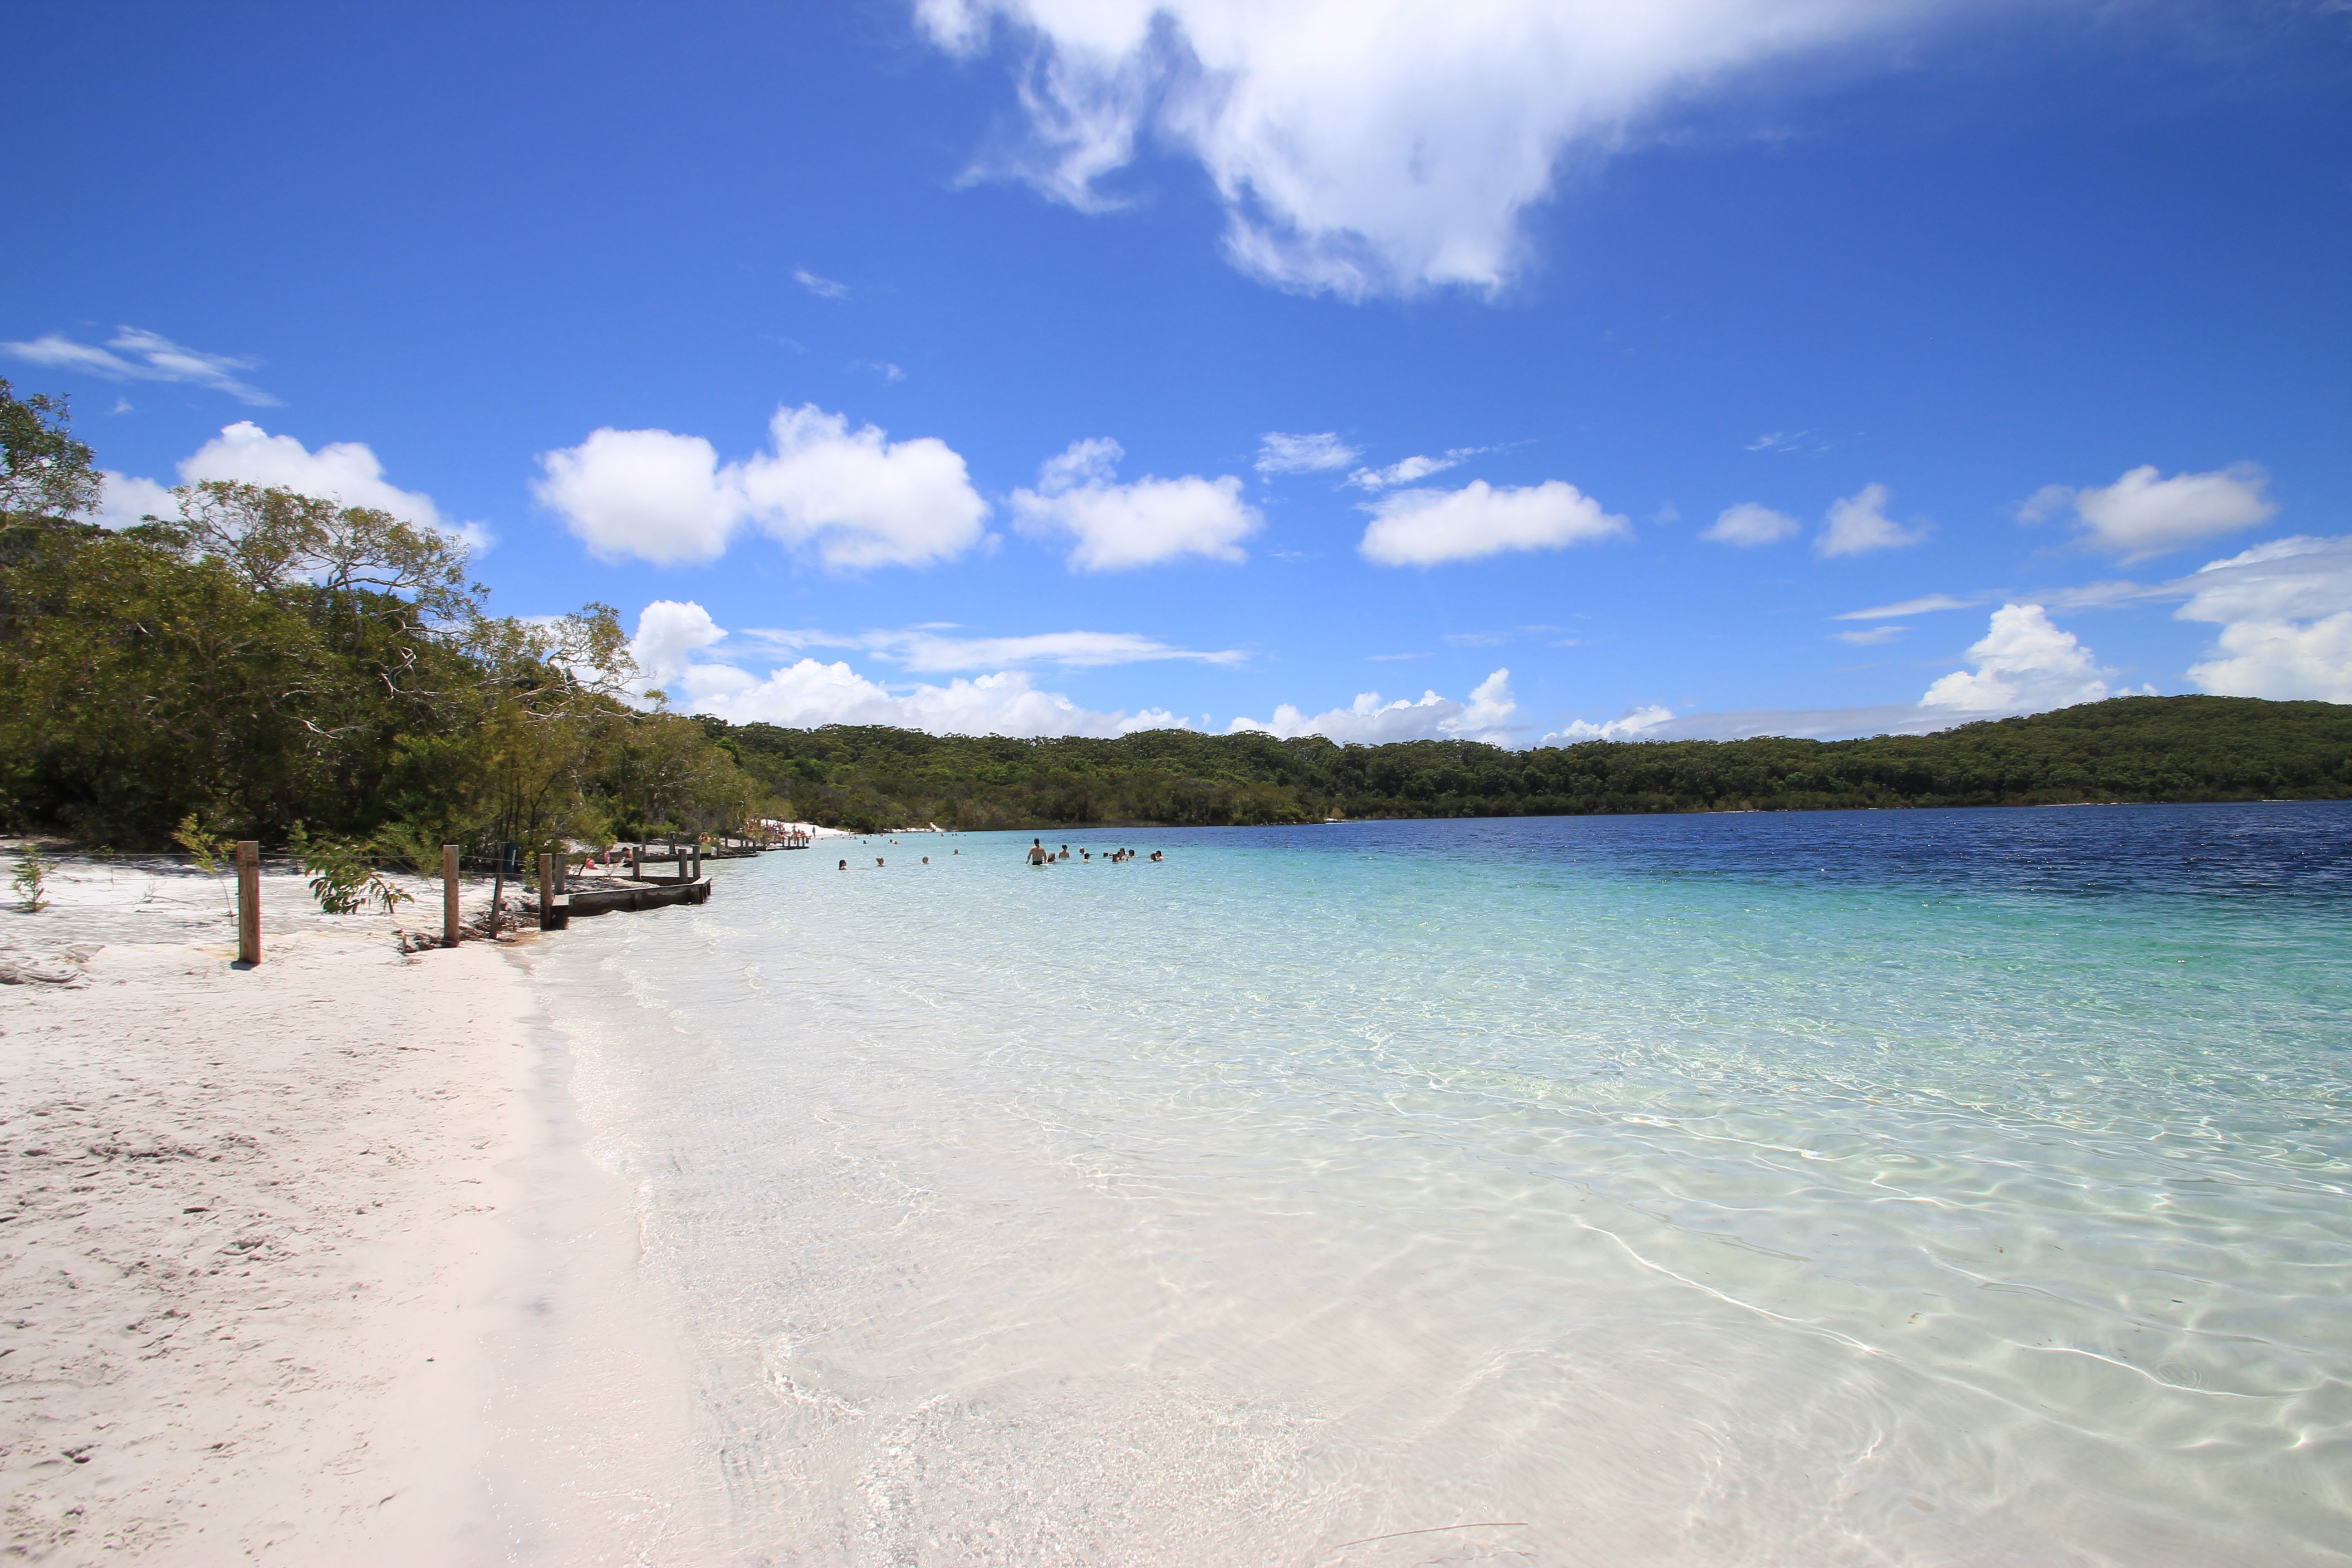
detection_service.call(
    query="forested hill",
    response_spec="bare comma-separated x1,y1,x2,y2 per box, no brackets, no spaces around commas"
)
706,695,2352,834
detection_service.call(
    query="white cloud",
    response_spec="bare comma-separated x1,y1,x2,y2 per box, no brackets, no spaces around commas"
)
90,472,180,531
917,0,1955,299
629,599,729,695
1834,592,1978,619
1230,668,1518,745
1817,482,1928,557
1359,479,1627,567
1832,625,1905,646
92,421,486,548
627,600,1189,735
2174,535,2352,702
1254,431,1359,474
1346,451,1476,491
1703,501,1800,546
1540,704,1676,744
535,427,741,565
1919,604,2111,713
1012,437,1259,570
741,405,988,569
0,326,277,405
2021,463,2278,561
794,268,851,299
534,404,990,570
745,625,1244,671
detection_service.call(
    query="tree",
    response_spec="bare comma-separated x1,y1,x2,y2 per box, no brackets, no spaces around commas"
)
0,379,101,524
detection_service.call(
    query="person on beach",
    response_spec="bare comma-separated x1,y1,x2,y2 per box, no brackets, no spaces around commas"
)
1028,839,1048,866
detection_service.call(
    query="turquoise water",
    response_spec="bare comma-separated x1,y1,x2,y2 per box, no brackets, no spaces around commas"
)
530,804,2352,1565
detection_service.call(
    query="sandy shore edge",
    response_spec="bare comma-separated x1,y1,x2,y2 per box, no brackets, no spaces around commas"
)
0,858,675,1565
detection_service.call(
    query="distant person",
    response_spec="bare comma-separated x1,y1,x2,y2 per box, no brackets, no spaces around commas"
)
1028,838,1049,867
838,859,847,870
877,857,885,867
1150,850,1164,862
1081,850,1090,861
921,856,930,865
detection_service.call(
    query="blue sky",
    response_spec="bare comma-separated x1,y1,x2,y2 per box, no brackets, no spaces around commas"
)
10,1,2351,742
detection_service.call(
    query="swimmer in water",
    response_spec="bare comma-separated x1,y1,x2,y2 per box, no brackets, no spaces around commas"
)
1150,850,1164,862
921,856,930,865
1027,838,1049,866
838,859,847,870
876,857,885,867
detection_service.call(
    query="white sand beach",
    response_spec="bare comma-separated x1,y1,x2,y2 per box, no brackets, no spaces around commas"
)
0,857,695,1566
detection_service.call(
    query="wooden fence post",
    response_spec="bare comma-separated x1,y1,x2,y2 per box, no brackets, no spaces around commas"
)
235,841,261,966
442,844,460,947
537,852,555,931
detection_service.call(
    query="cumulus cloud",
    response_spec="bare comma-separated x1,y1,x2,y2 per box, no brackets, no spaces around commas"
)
1012,437,1259,570
2173,535,2352,702
89,472,181,532
625,601,1187,735
2019,463,2277,561
534,404,989,570
1254,431,1359,475
629,599,729,695
1703,501,1800,546
1230,668,1518,744
1359,479,1627,567
916,0,1956,299
1,326,278,405
1919,604,2111,713
1817,482,1928,557
92,421,485,547
746,625,1244,671
1540,705,1676,744
534,428,740,565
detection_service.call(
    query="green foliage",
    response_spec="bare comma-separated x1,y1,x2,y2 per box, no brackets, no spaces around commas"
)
285,822,413,916
0,385,779,853
171,813,229,874
703,695,2352,830
0,379,100,524
11,849,52,911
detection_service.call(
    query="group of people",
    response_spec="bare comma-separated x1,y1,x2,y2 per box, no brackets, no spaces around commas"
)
1025,839,1163,866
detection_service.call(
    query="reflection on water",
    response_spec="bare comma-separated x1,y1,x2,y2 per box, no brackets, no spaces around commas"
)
529,804,2352,1566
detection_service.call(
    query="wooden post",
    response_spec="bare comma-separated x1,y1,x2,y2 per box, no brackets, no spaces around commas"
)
442,844,461,947
537,852,555,931
235,841,261,966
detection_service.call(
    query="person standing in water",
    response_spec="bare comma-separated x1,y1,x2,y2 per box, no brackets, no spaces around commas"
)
1027,838,1049,867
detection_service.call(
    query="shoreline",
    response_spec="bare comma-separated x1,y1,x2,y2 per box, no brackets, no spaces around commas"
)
0,858,682,1565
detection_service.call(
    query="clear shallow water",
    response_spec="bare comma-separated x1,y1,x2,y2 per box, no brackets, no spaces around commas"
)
532,804,2352,1566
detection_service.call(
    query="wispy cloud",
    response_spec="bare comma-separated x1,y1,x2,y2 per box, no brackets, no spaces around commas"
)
1345,446,1492,491
1833,592,1982,621
1254,431,1360,475
1831,625,1906,646
794,268,850,299
1,326,278,405
741,625,1245,672
852,359,906,383
1745,430,1828,454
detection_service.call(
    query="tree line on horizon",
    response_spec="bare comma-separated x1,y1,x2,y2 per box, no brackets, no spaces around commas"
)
701,695,2352,834
4,379,2348,851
